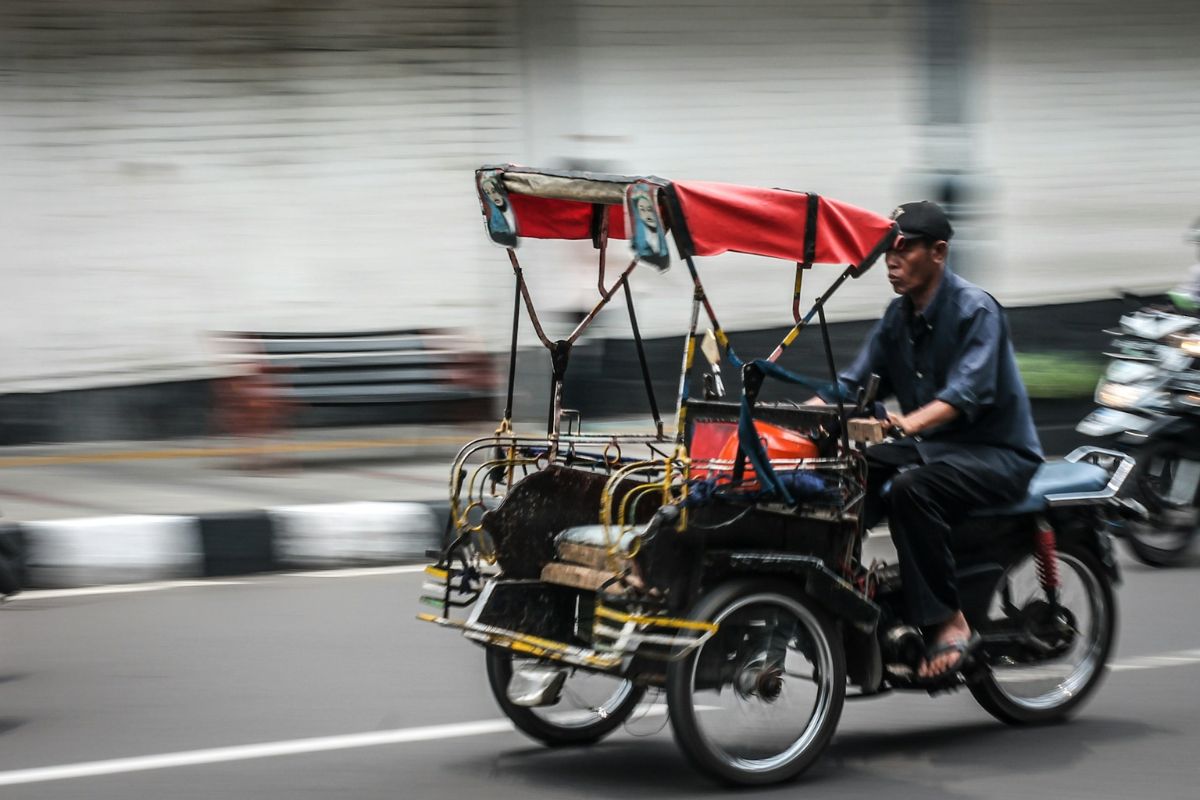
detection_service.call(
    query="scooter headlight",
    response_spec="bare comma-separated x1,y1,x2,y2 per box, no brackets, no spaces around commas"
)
1180,337,1200,358
1096,381,1146,410
1165,332,1200,357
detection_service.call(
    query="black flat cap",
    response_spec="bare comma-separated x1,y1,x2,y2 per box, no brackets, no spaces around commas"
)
890,201,954,242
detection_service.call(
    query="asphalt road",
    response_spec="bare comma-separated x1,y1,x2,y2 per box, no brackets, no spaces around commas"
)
1,548,1198,800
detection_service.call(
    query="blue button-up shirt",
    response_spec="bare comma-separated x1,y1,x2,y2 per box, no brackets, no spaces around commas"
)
838,269,1043,488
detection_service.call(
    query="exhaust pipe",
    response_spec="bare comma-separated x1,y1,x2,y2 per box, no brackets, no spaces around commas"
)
507,663,567,708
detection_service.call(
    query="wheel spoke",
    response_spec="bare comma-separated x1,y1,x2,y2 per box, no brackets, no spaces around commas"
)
487,648,643,746
983,551,1111,714
671,589,843,781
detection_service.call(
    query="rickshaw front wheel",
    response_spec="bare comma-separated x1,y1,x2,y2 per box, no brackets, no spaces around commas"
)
666,580,845,786
485,648,645,747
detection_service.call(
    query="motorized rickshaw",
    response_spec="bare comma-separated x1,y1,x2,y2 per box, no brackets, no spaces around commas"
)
418,165,1135,785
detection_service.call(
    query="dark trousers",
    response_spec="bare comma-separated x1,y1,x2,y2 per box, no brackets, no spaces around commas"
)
864,443,1025,628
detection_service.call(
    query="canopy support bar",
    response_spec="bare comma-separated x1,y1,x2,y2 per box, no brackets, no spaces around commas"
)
673,287,703,448
566,260,637,346
791,263,811,323
507,248,638,350
508,249,554,349
766,264,856,364
595,205,615,296
547,340,571,442
623,281,664,438
506,247,649,449
502,263,521,426
817,304,850,453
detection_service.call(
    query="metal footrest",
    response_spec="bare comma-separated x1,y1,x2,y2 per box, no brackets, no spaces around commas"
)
591,601,718,661
418,563,484,614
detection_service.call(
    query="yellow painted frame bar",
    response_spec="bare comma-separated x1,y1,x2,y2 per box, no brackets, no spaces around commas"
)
594,604,718,633
464,629,622,670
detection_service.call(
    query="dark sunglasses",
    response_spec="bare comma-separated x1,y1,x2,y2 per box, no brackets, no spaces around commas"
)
889,234,932,253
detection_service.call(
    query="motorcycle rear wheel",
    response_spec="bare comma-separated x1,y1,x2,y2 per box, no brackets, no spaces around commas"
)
666,580,845,786
970,544,1116,725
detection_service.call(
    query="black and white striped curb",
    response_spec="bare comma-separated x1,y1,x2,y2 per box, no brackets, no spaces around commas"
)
0,502,443,590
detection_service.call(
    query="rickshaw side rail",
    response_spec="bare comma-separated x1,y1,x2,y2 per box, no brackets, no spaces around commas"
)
447,432,675,556
461,623,624,671
419,575,721,672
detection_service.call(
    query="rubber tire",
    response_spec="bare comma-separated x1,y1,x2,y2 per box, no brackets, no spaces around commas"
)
666,580,846,786
1127,526,1194,567
1124,440,1198,567
970,544,1117,725
485,647,645,747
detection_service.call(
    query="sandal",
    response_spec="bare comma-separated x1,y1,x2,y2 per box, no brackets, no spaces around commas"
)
921,631,981,679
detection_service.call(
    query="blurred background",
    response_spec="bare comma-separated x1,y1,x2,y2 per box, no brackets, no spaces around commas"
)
3,8,1200,794
1,0,1197,443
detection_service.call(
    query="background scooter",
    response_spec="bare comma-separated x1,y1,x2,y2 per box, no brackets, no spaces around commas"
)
1078,304,1200,565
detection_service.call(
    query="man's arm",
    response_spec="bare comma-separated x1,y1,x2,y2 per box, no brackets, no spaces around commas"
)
888,400,958,436
934,301,1004,423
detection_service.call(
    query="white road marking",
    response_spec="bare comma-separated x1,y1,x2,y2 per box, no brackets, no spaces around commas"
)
9,580,247,601
0,719,515,786
9,565,429,601
0,706,672,787
282,564,429,578
1109,648,1200,671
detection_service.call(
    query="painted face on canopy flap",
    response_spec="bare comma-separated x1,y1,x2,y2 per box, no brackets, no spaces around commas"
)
481,178,507,211
635,195,659,231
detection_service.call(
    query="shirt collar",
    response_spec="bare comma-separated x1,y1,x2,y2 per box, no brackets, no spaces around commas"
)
904,267,955,326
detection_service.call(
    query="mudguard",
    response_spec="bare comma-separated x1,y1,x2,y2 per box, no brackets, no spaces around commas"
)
719,551,879,633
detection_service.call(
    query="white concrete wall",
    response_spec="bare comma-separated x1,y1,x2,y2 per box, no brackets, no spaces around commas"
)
977,0,1200,304
0,1,522,391
2,0,1197,392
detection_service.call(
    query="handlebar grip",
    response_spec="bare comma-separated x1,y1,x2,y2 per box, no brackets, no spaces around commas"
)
862,374,881,406
854,373,881,415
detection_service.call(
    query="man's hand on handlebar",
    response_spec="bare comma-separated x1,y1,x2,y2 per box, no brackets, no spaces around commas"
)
847,417,903,444
886,412,915,437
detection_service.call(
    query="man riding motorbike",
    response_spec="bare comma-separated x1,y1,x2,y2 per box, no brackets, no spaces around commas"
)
815,201,1043,680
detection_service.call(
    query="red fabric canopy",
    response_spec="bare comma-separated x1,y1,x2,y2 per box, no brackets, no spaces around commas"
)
482,167,895,268
507,193,627,241
668,181,894,266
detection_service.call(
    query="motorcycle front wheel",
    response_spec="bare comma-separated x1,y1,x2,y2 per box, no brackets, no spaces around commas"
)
1124,440,1199,567
485,648,645,747
666,580,845,786
970,544,1116,725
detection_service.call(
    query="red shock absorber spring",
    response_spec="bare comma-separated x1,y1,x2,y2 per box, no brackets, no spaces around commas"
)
1034,527,1061,592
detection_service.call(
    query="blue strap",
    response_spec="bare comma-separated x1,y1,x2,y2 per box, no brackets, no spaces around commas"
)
699,337,854,505
725,346,850,399
718,347,852,506
737,392,793,503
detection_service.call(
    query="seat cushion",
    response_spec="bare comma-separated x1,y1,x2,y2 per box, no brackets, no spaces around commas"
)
555,524,643,552
972,461,1110,517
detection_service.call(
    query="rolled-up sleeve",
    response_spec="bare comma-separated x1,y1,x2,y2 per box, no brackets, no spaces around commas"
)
935,303,1001,422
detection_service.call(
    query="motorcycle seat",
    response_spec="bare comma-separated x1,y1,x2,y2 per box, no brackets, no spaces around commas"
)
970,460,1111,517
880,460,1111,517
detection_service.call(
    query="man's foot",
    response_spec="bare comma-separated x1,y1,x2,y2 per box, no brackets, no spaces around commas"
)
918,611,978,680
